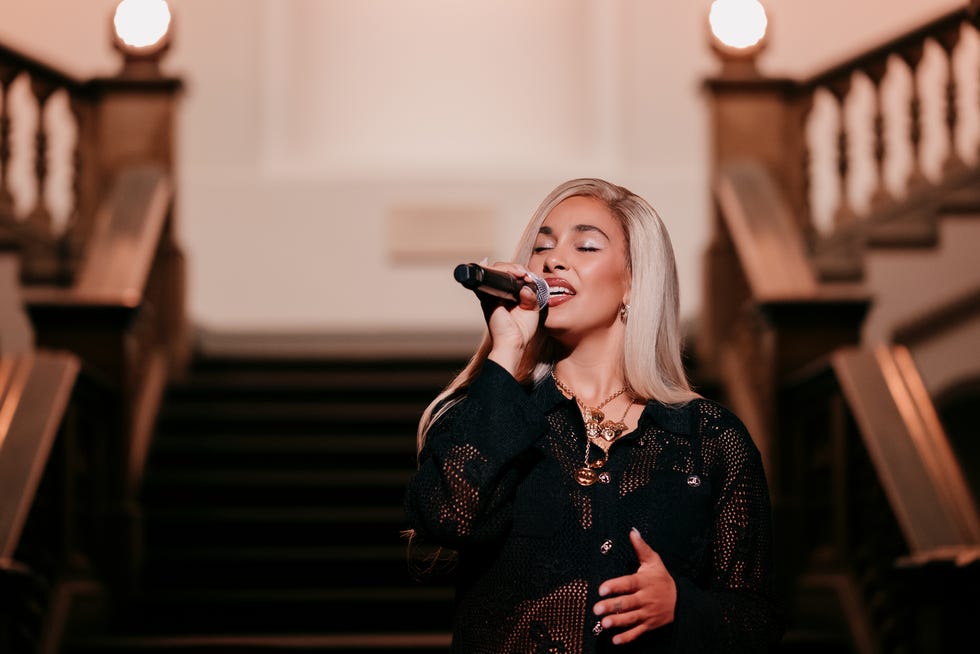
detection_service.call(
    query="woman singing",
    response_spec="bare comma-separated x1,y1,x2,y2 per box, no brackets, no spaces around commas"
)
405,178,781,652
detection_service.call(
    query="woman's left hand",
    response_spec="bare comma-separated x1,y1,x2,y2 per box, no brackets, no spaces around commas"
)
593,528,677,645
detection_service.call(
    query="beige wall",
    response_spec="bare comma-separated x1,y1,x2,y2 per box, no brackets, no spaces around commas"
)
0,0,967,333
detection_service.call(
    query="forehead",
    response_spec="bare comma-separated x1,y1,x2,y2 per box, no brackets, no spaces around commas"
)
541,195,620,234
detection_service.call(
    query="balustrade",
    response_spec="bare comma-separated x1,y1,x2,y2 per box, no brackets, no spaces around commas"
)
708,6,980,241
0,41,180,286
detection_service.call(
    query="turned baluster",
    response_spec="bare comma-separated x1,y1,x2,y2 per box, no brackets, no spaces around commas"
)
27,77,55,235
796,92,817,238
0,67,16,219
975,9,980,161
63,95,96,273
865,58,892,210
828,73,858,226
898,42,928,190
936,25,965,173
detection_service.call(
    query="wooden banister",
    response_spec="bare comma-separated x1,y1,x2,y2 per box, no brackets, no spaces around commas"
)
0,40,182,287
24,165,174,308
702,160,870,467
0,42,85,91
832,345,980,551
713,161,819,300
777,343,980,650
0,32,184,653
0,352,79,563
796,6,968,92
706,4,980,245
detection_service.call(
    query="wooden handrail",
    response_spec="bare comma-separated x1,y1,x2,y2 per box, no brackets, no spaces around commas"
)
714,161,819,301
23,165,174,309
0,352,79,563
832,345,980,552
0,42,84,91
797,6,972,91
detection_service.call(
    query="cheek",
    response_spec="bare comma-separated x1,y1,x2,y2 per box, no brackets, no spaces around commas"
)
598,262,629,296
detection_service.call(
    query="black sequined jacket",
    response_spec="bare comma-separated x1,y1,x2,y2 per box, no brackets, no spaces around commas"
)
405,361,781,653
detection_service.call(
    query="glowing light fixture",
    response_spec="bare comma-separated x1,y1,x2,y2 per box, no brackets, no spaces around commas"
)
112,0,173,76
707,0,769,76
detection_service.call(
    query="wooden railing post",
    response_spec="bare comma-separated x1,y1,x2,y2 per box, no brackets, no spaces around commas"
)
84,76,181,185
705,77,814,236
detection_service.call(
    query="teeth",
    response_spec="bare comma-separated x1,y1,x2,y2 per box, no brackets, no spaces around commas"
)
549,286,574,296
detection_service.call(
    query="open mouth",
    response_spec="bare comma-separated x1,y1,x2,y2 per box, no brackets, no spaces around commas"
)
545,278,576,305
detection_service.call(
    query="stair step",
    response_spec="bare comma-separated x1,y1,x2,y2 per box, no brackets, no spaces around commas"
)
143,506,410,548
140,545,442,590
158,401,425,424
864,214,938,248
142,469,412,507
152,434,414,453
89,354,463,643
168,366,455,394
147,434,417,470
119,587,454,634
65,631,452,653
143,469,411,489
777,629,854,654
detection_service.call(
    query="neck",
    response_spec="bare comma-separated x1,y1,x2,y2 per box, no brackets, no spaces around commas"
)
551,330,627,405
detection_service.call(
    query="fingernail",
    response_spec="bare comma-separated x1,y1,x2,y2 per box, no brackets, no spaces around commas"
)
593,604,603,616
631,527,640,536
598,585,608,597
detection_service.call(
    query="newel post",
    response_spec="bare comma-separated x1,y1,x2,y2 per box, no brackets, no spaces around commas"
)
701,1,814,373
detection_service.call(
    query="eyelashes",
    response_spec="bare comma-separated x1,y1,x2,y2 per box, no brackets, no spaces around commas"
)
532,244,601,254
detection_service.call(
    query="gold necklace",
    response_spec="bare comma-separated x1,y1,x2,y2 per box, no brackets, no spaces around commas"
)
575,400,633,486
551,371,634,486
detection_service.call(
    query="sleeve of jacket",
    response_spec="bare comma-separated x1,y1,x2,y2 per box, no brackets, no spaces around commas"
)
405,360,549,549
668,407,784,653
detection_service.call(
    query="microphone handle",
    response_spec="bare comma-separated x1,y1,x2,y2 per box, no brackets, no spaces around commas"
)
453,263,525,299
453,263,550,310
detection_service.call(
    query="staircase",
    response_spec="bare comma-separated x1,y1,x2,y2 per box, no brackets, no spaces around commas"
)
65,353,464,652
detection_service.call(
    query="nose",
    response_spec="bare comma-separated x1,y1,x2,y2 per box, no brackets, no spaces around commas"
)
543,253,567,273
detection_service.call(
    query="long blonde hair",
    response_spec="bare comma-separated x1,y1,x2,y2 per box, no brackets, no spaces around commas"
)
416,178,698,455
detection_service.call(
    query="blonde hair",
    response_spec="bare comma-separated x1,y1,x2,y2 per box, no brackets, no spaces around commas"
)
416,178,698,455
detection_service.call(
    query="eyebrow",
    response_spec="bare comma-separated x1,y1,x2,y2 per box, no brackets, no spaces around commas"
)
538,224,610,239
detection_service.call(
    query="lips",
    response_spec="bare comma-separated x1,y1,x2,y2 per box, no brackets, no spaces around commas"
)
545,277,576,307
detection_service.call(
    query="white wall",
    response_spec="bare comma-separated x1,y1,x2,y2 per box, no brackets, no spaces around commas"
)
0,0,967,334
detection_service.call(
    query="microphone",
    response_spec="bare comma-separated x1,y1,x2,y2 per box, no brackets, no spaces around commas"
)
453,263,550,311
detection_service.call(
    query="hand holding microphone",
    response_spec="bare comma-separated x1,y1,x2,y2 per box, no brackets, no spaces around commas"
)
454,262,549,375
453,263,550,311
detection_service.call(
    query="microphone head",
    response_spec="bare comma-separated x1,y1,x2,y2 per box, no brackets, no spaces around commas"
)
527,273,550,311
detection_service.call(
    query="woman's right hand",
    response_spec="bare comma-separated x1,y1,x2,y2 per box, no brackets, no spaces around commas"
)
480,262,543,377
